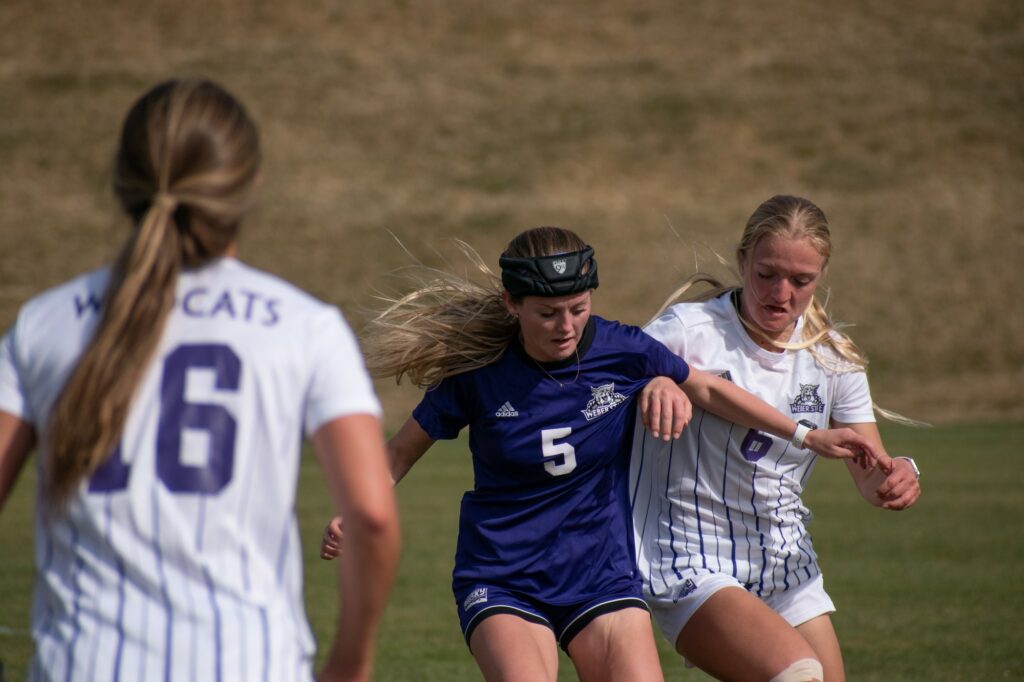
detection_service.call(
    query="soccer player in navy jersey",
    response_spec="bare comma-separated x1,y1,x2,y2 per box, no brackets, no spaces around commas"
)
0,78,399,682
631,196,922,682
321,226,880,681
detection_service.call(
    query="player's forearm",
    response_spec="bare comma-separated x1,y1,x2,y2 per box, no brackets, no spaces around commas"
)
848,460,888,506
323,512,401,681
682,370,799,441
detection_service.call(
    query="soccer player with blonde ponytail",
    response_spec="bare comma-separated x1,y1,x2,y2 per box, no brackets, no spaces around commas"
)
0,78,398,682
631,195,923,682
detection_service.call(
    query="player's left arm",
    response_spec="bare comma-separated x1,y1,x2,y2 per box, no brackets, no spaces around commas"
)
833,420,921,510
0,411,34,512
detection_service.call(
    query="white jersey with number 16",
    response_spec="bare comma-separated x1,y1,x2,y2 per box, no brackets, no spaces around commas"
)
0,257,380,682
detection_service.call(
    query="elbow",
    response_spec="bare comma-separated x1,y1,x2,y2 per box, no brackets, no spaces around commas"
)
346,498,401,543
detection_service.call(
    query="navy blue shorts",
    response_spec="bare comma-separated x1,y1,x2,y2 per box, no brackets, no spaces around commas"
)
455,584,650,653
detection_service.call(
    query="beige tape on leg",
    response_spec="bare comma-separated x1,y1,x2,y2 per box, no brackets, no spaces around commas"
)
768,657,824,682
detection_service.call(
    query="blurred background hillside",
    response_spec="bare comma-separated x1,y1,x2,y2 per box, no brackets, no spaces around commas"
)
1,0,1021,428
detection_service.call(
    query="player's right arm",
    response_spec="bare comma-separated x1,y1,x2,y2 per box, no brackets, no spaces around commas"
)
387,416,435,484
0,412,34,512
312,413,401,682
320,416,434,561
680,367,881,463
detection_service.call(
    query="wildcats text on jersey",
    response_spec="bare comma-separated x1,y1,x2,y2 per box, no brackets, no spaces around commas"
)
72,285,282,326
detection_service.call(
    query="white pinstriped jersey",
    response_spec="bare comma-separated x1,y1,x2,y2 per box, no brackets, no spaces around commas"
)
630,292,874,602
0,257,381,682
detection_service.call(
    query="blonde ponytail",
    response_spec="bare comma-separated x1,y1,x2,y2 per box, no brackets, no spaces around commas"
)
46,79,260,509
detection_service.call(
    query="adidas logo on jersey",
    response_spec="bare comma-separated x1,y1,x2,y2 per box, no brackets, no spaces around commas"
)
494,401,519,417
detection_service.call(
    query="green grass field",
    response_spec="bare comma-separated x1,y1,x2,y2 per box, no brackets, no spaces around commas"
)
2,422,1021,680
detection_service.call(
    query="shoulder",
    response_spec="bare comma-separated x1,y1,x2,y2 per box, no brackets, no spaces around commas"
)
592,316,657,349
664,295,731,330
11,267,110,334
644,294,732,346
179,258,346,330
21,267,109,309
209,259,331,311
808,329,865,375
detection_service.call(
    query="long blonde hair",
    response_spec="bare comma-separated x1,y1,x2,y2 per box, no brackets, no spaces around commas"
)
653,195,920,424
46,78,260,508
361,226,588,387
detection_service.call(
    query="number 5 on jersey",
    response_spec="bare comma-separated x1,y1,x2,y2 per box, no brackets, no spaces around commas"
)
541,427,576,476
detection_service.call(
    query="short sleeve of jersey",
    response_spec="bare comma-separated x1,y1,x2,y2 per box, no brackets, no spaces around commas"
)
639,328,690,384
643,309,689,359
412,377,470,441
829,369,876,424
0,322,29,422
303,307,382,436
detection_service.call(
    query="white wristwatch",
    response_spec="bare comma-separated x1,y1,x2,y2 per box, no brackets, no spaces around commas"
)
897,456,921,479
790,422,816,449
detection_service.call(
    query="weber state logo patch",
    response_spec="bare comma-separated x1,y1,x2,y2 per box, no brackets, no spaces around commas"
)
790,384,825,414
581,383,626,421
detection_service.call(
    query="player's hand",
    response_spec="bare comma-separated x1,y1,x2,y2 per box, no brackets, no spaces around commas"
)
640,376,692,441
803,428,890,470
320,516,344,560
874,457,921,510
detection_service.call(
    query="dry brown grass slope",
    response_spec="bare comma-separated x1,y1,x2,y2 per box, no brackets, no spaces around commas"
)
1,0,1021,427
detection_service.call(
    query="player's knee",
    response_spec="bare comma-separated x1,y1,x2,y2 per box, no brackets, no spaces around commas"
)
769,657,824,682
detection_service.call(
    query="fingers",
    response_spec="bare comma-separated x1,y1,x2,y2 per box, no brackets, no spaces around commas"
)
319,516,344,560
640,377,691,442
876,460,922,510
806,429,883,467
652,390,690,441
647,391,663,440
879,479,921,510
875,452,895,474
670,397,692,439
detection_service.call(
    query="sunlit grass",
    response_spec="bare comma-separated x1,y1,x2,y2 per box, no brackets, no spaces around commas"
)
4,423,1020,680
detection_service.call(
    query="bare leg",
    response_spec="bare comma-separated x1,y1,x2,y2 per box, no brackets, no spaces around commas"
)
796,615,844,682
676,587,820,681
469,613,559,682
567,607,664,682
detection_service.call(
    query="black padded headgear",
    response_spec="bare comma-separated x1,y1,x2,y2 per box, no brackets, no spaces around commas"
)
499,246,599,298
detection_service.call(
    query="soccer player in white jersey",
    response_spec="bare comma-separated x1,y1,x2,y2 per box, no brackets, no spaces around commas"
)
0,78,400,682
630,195,922,682
319,226,881,682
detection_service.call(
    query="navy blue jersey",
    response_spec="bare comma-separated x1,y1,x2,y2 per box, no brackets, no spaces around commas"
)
413,316,690,605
